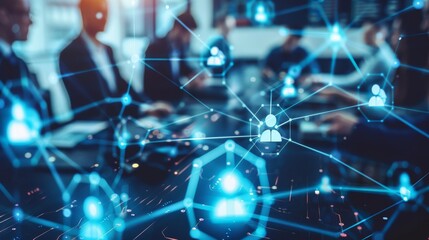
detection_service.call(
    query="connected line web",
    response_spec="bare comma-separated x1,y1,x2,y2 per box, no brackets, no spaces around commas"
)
1,0,429,239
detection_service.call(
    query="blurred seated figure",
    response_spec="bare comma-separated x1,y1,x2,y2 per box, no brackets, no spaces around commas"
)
262,25,320,85
304,23,396,88
143,11,207,104
317,92,429,163
393,9,429,107
60,0,171,120
0,0,52,117
201,11,235,77
0,0,53,188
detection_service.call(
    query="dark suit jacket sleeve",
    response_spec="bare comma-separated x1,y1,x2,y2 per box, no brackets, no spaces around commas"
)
105,46,151,103
180,50,195,78
339,118,429,165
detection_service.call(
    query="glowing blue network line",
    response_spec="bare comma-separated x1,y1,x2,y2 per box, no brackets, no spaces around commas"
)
2,1,429,239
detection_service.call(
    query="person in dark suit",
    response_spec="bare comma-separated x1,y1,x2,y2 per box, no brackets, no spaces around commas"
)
0,0,52,197
262,25,320,84
60,0,171,120
143,11,206,104
0,0,51,113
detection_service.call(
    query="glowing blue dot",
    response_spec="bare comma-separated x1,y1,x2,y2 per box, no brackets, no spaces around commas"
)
13,207,24,222
221,173,240,194
190,228,201,239
89,172,101,185
12,103,25,120
413,0,423,9
400,186,411,202
114,218,125,232
120,193,129,202
330,24,343,42
121,94,132,106
118,140,127,149
224,140,235,151
83,196,104,220
63,208,72,218
110,193,120,203
7,121,33,143
320,176,332,193
183,198,193,208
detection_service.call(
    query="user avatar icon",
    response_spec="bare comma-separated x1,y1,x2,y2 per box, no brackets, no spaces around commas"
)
281,76,297,98
260,114,282,143
255,5,268,23
368,84,387,107
207,47,226,67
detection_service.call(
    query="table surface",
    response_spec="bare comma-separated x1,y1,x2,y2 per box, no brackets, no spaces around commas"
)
1,100,427,240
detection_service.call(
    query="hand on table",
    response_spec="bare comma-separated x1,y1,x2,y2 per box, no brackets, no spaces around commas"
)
317,113,359,135
143,102,173,118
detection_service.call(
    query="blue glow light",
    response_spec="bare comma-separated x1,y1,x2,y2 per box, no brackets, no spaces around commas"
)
63,208,72,218
399,173,415,202
214,198,248,219
399,186,411,202
83,196,104,221
13,207,24,222
12,103,25,120
7,104,41,145
413,0,424,9
320,176,332,193
121,94,131,106
80,222,105,240
282,76,297,98
330,24,343,43
221,173,240,194
7,121,33,143
114,218,125,232
89,172,101,185
248,0,274,25
190,228,201,239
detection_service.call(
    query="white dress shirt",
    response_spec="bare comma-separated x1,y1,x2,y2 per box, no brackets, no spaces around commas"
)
81,32,117,93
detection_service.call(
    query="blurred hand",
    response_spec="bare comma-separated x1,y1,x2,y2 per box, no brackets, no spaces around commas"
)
319,88,358,105
317,113,359,135
187,72,208,90
262,68,275,80
143,102,173,118
300,74,325,88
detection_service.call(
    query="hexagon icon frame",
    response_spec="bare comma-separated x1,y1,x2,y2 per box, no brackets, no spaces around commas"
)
184,140,273,240
357,73,394,122
200,46,234,78
250,103,292,156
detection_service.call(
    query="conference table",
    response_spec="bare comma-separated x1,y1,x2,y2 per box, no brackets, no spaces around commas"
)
0,94,427,240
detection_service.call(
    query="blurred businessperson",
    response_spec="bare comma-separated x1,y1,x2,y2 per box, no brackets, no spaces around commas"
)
143,11,207,104
59,0,171,120
0,0,52,116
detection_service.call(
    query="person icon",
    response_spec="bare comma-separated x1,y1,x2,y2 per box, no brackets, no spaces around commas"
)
260,114,282,142
255,5,268,23
281,76,297,98
207,46,226,67
368,84,387,107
